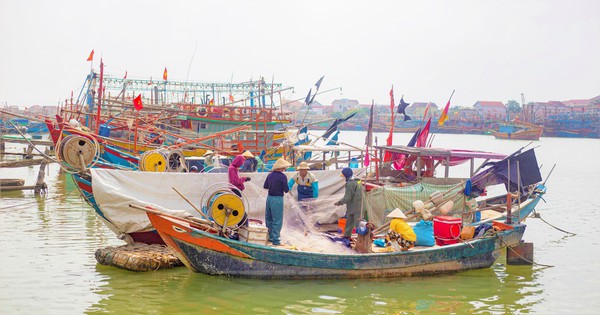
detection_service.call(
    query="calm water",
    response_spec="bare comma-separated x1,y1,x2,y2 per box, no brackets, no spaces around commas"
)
1,132,599,314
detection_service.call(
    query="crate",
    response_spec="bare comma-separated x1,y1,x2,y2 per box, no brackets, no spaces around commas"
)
433,216,462,246
238,224,268,245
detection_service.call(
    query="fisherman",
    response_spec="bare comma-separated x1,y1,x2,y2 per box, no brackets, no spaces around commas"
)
386,208,416,251
334,167,364,240
240,150,258,172
263,158,291,246
228,155,251,197
203,150,216,169
288,161,319,203
189,166,199,173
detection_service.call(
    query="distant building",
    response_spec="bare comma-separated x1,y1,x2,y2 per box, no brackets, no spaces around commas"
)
473,101,506,120
407,102,439,119
331,99,359,112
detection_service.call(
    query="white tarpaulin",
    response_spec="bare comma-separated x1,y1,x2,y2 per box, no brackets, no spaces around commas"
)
91,168,362,235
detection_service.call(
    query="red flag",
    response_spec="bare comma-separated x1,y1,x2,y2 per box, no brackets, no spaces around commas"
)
163,67,168,81
423,102,431,121
229,94,234,102
123,71,127,79
133,94,143,111
86,49,94,61
416,118,431,147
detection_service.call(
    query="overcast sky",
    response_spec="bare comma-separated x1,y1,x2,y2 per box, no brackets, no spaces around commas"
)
1,0,598,108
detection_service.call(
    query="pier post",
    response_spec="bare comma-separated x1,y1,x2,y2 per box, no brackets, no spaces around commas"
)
34,159,48,194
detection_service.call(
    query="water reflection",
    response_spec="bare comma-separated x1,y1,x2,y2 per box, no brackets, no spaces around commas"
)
88,261,542,314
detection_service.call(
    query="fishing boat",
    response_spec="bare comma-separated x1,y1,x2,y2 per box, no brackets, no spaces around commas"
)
145,207,525,279
490,122,543,140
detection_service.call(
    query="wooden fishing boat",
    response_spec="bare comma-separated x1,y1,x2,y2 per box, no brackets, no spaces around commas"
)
146,209,526,279
491,122,543,140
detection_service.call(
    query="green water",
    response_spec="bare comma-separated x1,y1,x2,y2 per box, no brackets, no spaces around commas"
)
1,133,599,314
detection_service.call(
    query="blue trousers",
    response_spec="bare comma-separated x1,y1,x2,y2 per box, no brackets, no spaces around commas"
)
265,195,284,245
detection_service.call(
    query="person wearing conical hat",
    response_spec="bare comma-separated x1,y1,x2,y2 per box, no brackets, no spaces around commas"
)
263,158,291,246
334,167,364,240
386,208,416,251
288,162,319,202
203,150,218,169
240,150,258,172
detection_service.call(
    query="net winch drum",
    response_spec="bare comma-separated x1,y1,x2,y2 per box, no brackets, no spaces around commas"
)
166,149,185,172
139,150,168,172
57,134,98,170
206,190,247,229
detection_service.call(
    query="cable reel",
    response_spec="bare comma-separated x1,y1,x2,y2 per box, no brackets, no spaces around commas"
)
56,134,99,171
166,149,185,172
139,150,167,172
201,184,249,232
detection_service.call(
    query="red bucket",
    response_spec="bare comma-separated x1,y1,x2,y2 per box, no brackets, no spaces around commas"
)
433,216,462,246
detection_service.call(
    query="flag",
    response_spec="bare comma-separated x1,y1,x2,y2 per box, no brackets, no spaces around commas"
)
86,50,94,61
315,75,324,90
396,96,411,121
304,88,312,105
321,113,356,139
133,94,143,111
229,94,234,102
308,76,324,105
416,118,431,147
123,71,127,79
384,86,395,162
209,99,214,105
438,90,455,126
326,130,339,146
295,126,309,145
438,100,450,126
423,102,431,121
163,67,168,81
407,127,422,147
365,103,374,147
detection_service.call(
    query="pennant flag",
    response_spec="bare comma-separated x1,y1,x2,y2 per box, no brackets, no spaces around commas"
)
384,86,395,162
133,94,143,111
86,49,94,61
163,67,168,81
396,96,411,121
321,112,356,139
123,71,127,79
364,151,370,167
308,76,325,105
229,94,234,102
416,118,432,147
326,130,339,146
438,90,455,126
295,126,309,145
315,75,325,90
365,103,374,147
304,88,312,105
407,127,422,147
423,102,431,121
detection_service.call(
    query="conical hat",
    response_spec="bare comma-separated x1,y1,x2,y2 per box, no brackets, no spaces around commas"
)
387,208,407,219
203,150,214,157
272,158,291,170
242,150,254,158
296,162,310,170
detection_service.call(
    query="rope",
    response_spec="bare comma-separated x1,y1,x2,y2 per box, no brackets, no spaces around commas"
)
531,210,577,235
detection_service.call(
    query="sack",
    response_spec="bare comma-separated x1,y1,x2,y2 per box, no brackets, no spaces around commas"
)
460,226,476,240
413,220,435,246
474,223,493,238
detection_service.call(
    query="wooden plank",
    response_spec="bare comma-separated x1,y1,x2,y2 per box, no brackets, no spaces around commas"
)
0,159,56,168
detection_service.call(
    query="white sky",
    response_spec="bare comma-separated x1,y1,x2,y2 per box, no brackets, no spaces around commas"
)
1,0,599,108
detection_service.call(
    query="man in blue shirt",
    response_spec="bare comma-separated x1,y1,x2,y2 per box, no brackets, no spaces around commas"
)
263,158,291,246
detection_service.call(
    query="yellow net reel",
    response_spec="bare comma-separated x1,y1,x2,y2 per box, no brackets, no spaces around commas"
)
139,150,167,172
206,190,247,229
56,135,99,171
